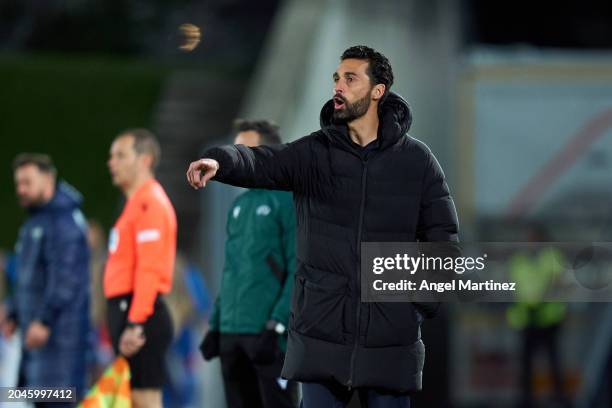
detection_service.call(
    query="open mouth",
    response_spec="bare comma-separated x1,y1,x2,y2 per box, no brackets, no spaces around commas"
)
333,96,345,109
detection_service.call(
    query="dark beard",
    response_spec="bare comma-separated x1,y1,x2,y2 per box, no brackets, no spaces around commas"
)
19,191,47,209
332,93,371,124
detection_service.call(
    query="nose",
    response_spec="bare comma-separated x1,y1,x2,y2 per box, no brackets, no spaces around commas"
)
334,79,345,96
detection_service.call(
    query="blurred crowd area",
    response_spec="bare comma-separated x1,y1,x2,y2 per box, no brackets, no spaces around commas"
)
0,221,213,408
1,0,612,407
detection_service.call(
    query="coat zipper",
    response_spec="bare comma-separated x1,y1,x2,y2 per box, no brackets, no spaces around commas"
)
347,160,368,390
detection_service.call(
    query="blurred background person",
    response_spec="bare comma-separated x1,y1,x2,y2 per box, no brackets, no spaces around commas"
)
88,219,108,337
506,226,569,408
164,253,212,408
2,153,91,406
105,129,177,408
0,251,7,307
199,119,298,408
86,219,114,383
0,249,22,406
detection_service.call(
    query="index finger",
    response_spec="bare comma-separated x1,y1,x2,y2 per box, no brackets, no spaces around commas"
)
187,161,199,188
186,162,195,187
192,163,203,188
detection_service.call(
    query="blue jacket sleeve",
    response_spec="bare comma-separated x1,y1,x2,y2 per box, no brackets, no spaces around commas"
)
38,212,89,325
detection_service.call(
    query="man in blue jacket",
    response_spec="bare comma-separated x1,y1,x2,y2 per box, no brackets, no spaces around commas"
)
1,153,90,406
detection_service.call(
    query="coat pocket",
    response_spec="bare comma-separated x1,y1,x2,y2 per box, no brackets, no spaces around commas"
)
365,302,421,347
292,264,349,344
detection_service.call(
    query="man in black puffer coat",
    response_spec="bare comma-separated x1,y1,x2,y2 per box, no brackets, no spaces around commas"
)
187,45,459,408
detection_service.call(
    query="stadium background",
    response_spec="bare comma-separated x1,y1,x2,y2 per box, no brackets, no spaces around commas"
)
2,0,612,407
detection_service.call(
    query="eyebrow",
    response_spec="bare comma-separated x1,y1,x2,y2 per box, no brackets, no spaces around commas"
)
333,71,358,79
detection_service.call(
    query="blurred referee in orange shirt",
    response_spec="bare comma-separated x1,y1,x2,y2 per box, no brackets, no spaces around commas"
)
104,129,177,408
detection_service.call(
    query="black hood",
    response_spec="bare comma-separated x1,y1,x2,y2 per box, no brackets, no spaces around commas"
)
319,91,413,150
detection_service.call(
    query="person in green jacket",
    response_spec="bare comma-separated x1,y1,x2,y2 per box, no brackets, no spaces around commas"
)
200,119,297,408
506,226,569,408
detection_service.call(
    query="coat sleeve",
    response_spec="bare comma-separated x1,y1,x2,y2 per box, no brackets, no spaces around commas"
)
38,212,89,325
414,150,460,319
270,195,297,326
416,151,459,242
204,137,311,191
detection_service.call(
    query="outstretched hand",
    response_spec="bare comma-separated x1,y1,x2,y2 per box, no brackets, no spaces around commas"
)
186,158,219,189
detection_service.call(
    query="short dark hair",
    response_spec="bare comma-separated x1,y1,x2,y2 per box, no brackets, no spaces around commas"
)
117,128,161,170
233,119,281,145
12,153,57,177
341,45,394,102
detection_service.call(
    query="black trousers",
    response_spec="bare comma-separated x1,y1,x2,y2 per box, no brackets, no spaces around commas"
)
107,294,174,389
301,381,411,408
219,333,298,408
520,324,567,407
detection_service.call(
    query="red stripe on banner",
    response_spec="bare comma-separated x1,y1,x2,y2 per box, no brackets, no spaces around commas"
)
507,108,612,217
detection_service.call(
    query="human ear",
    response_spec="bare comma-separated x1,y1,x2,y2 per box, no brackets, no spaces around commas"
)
372,84,386,101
